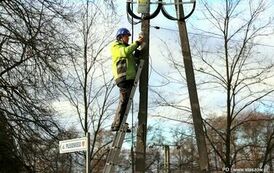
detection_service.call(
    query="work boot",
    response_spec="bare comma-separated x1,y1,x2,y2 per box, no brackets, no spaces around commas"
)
111,123,131,133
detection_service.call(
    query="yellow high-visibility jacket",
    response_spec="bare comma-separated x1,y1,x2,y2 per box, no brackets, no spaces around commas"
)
111,40,139,84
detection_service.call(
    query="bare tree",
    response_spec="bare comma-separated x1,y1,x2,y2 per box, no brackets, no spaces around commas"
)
152,0,274,172
237,113,274,172
204,112,274,172
170,127,199,172
195,0,274,172
0,0,76,172
57,0,119,172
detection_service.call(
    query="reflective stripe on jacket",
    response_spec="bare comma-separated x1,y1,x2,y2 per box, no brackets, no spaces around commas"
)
111,40,139,84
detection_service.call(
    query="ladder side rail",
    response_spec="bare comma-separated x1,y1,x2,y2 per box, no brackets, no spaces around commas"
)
103,60,144,173
103,131,127,173
104,124,128,165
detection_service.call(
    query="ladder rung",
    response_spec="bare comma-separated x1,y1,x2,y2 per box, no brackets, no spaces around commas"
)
118,129,127,133
111,146,121,150
106,162,115,165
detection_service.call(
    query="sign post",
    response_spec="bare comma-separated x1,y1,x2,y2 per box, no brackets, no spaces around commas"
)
59,134,90,172
86,132,90,173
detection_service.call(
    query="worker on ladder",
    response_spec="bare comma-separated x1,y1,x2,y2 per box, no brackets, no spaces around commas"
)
110,28,144,132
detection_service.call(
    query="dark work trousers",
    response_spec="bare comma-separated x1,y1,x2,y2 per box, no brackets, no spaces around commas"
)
112,80,134,128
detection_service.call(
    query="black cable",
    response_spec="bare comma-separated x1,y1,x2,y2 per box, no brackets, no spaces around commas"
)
150,25,274,48
127,12,141,25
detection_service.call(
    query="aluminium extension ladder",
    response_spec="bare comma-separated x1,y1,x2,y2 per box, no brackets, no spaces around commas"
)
103,59,144,173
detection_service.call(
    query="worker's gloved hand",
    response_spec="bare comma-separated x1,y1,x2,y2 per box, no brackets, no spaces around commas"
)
137,36,144,44
136,32,144,46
